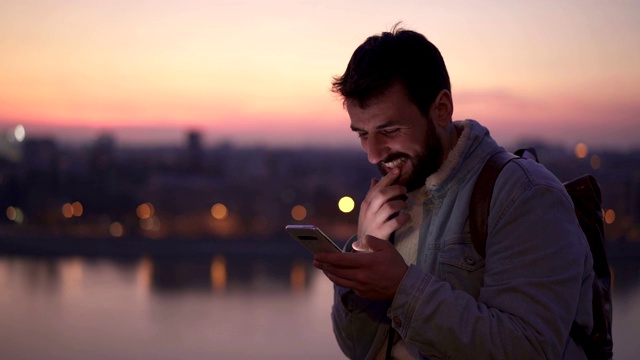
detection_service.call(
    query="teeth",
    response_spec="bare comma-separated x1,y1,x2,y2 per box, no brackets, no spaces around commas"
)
384,158,406,169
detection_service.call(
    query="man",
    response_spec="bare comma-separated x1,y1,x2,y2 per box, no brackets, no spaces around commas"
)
313,26,594,359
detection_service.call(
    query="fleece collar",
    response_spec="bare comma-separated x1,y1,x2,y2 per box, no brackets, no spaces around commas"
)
424,120,472,192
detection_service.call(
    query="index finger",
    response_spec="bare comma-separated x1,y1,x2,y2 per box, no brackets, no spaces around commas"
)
374,168,400,190
314,251,370,269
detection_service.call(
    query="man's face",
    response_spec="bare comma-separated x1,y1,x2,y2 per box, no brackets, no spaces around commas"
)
347,83,443,192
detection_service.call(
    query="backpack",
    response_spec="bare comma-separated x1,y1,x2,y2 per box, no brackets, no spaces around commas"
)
469,148,613,360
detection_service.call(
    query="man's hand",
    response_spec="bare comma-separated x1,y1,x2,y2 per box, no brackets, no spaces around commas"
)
313,235,409,301
357,168,410,248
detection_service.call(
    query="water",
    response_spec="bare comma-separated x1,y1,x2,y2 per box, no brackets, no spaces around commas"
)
0,255,638,359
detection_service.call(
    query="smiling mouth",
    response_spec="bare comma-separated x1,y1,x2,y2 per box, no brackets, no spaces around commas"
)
383,157,407,170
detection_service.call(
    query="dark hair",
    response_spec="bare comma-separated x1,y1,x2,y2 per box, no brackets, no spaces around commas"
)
332,24,451,117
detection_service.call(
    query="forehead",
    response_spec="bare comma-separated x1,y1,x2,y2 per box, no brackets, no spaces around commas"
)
346,83,423,129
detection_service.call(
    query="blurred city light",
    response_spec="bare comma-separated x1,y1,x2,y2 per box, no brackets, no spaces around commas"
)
605,209,616,224
140,216,161,231
109,222,124,237
6,206,24,224
71,201,83,217
62,203,74,218
60,257,83,295
14,125,26,142
591,155,601,169
290,261,306,292
575,143,589,159
136,203,154,220
291,205,307,221
6,206,16,221
136,257,153,294
338,196,355,213
210,256,227,292
136,256,153,296
211,203,228,220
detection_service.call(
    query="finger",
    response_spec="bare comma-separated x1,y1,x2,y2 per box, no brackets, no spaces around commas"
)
314,252,371,269
354,234,396,252
320,260,374,283
371,199,408,224
364,186,408,216
379,184,408,198
377,213,411,235
374,168,401,190
363,235,394,251
370,178,379,189
322,269,363,290
363,212,411,242
351,239,372,252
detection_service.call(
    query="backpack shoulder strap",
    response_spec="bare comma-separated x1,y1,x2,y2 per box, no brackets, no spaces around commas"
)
469,150,518,258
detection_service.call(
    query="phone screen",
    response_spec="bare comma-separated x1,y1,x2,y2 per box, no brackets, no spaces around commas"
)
285,225,343,254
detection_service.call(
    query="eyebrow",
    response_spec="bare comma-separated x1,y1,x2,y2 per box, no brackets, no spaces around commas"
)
350,121,401,133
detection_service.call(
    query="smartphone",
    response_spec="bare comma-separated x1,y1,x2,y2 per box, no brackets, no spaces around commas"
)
285,225,343,254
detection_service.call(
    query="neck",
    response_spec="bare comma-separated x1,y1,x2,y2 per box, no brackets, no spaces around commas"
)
440,122,461,162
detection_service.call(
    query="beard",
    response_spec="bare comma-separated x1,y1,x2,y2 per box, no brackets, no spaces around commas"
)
376,120,443,192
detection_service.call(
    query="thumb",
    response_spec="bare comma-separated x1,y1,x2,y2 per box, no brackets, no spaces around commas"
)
351,235,385,252
364,235,391,251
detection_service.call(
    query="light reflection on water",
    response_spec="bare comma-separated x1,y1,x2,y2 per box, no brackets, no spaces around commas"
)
0,256,638,359
0,255,346,360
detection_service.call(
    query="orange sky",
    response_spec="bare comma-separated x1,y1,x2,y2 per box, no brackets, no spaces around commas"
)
1,0,639,149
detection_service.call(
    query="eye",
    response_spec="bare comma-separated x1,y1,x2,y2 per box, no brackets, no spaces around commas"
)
381,128,399,136
356,131,368,139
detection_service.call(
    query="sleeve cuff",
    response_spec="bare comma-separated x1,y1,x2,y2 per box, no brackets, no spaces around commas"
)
387,264,433,337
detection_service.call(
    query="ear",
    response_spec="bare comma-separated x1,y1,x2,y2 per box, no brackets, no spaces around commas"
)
430,89,453,128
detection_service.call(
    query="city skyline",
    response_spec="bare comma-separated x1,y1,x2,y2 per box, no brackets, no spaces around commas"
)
1,1,639,149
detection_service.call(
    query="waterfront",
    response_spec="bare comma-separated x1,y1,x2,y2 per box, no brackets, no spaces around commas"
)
0,254,638,359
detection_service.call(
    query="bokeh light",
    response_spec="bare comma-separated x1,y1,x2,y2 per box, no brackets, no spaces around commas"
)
140,216,161,231
109,222,124,237
71,201,83,217
14,125,26,142
211,203,229,220
291,205,307,221
575,143,589,159
6,206,17,221
6,206,24,224
604,209,616,225
136,203,154,220
338,196,355,213
62,203,74,218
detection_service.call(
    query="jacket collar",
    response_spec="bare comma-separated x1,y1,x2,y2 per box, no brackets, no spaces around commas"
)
423,119,498,198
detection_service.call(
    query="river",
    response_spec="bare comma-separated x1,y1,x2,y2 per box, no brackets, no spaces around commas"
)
0,255,637,359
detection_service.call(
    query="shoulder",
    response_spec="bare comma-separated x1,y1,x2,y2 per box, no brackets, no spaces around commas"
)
497,157,572,204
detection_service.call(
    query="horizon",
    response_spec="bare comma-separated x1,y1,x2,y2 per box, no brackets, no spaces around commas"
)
5,121,638,155
1,1,639,151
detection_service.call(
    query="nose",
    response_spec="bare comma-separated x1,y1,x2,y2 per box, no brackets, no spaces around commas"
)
364,134,388,165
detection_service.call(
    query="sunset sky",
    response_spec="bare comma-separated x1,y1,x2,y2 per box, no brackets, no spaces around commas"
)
1,0,639,149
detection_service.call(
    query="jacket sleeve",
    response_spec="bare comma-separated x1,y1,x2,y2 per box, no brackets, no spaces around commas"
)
331,235,392,359
331,285,392,359
387,163,593,359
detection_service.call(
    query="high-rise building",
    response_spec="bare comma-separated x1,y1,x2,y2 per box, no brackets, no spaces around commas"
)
187,130,203,172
